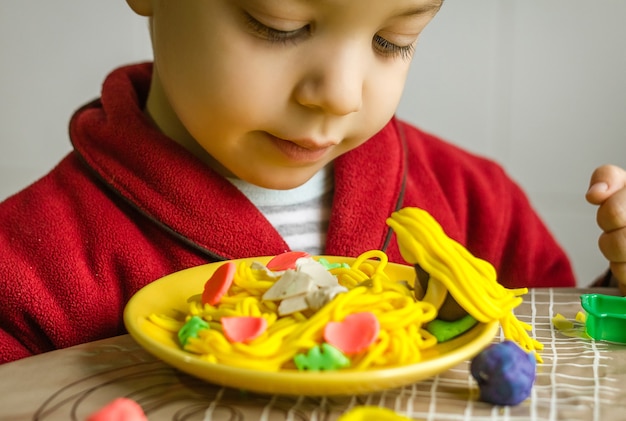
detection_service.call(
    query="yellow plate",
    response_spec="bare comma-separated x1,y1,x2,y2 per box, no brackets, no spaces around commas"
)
124,256,499,396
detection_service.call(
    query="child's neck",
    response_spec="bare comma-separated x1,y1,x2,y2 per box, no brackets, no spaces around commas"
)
144,69,232,176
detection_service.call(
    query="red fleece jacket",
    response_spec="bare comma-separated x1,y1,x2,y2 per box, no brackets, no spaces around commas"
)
0,63,575,363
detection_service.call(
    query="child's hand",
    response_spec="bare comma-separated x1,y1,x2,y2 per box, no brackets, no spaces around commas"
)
586,164,626,294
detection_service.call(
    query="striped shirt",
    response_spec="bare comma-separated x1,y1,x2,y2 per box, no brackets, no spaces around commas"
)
227,165,334,255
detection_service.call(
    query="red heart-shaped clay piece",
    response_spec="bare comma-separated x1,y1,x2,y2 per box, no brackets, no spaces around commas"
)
324,312,380,355
202,261,236,305
221,316,268,343
266,251,310,271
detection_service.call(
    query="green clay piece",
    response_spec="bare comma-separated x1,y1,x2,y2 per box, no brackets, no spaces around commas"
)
178,315,210,347
426,314,478,342
317,258,350,271
294,343,351,371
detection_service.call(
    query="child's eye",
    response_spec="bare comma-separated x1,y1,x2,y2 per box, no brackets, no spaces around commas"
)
244,13,310,45
373,34,415,60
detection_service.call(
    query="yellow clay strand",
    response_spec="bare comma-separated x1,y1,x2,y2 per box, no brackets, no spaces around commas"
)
387,207,542,356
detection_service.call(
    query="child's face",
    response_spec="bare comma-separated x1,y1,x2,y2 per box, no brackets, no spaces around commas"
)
134,0,441,189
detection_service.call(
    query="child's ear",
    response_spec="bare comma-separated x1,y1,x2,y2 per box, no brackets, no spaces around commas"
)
126,0,153,16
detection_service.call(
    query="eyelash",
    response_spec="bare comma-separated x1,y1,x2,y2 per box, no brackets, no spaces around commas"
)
245,13,415,60
244,13,310,45
373,35,416,60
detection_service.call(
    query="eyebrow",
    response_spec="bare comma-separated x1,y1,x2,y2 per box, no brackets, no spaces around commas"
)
398,0,444,17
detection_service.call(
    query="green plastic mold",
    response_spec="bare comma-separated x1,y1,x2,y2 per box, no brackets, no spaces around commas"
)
580,293,626,344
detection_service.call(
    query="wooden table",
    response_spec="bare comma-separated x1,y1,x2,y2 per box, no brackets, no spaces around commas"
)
1,288,625,420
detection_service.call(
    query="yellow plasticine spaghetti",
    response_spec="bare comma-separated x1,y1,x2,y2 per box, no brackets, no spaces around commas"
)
386,207,542,359
147,206,541,371
148,252,439,371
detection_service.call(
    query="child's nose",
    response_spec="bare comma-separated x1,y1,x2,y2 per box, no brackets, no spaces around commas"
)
293,44,364,116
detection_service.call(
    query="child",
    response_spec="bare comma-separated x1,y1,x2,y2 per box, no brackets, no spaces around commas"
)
0,0,617,363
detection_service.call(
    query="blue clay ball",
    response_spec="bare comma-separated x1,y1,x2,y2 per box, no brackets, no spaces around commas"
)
470,340,536,406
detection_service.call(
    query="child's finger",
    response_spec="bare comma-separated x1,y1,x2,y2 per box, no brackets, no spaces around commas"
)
596,188,626,232
586,164,626,205
599,228,626,261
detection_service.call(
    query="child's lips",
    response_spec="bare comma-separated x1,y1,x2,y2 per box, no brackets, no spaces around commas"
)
267,134,337,163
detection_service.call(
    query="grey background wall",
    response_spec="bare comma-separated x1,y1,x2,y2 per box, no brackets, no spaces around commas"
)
1,1,625,285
